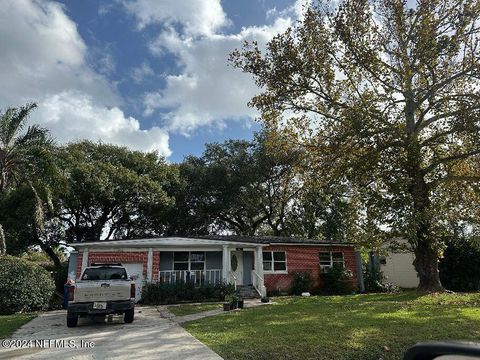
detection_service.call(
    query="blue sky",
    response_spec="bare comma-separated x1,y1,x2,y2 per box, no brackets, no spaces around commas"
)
0,0,305,162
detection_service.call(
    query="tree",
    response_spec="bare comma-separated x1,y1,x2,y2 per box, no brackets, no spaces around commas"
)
231,0,480,291
255,131,303,236
0,184,63,266
0,103,54,259
161,161,216,236
285,185,359,241
54,141,177,242
173,134,302,236
182,139,268,235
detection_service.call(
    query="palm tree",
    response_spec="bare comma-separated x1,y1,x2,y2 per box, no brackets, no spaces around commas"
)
0,103,53,257
0,103,52,191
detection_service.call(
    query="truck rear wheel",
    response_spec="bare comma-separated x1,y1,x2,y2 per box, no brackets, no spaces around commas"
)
124,308,134,323
67,315,78,328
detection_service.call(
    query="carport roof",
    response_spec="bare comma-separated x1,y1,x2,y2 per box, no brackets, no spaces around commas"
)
69,235,353,248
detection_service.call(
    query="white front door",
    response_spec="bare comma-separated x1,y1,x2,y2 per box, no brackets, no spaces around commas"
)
122,263,143,303
230,251,243,285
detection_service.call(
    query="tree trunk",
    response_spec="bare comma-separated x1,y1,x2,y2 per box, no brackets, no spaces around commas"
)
32,227,61,268
0,223,6,255
413,237,442,291
40,243,61,268
408,160,444,292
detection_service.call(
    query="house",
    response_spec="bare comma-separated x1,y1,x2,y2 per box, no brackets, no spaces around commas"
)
68,235,363,300
374,239,419,288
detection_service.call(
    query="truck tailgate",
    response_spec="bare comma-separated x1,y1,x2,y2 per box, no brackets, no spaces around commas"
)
74,282,131,302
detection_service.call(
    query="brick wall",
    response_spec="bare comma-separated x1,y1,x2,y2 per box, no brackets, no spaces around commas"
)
152,251,160,281
263,245,358,293
76,251,83,279
75,250,154,280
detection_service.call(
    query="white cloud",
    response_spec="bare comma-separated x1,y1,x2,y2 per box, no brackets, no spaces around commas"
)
98,3,114,16
142,18,293,134
0,0,171,156
131,61,155,84
122,0,303,135
35,92,171,156
1,0,305,156
88,44,116,76
267,0,311,21
0,0,115,105
121,0,228,36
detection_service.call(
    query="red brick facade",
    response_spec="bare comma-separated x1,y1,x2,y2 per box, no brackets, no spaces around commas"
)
75,250,160,281
75,245,358,294
152,251,160,281
263,245,358,293
76,251,83,279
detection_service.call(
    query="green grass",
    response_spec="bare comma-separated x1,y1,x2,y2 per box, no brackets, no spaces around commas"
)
0,314,36,339
184,292,480,360
168,303,222,316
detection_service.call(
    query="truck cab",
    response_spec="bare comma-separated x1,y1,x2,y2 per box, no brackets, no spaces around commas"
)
66,263,136,327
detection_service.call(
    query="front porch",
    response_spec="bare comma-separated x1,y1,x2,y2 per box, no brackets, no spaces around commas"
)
73,237,269,299
157,246,266,297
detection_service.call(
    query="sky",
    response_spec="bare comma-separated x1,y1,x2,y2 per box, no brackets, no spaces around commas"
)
0,0,308,162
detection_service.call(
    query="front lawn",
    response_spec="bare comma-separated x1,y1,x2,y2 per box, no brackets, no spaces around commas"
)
168,303,222,316
184,292,480,360
0,314,36,339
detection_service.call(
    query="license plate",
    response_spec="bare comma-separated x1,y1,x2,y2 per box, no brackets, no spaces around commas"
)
93,302,107,310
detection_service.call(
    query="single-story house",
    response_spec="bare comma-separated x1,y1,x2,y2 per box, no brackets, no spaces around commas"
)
376,239,419,288
68,236,364,300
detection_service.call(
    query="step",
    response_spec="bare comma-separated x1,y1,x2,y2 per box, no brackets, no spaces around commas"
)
236,285,261,298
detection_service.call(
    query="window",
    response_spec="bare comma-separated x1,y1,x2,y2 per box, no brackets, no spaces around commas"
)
319,252,345,271
173,252,189,270
190,251,205,270
319,252,331,268
82,267,127,281
263,251,287,273
173,252,205,271
263,252,273,271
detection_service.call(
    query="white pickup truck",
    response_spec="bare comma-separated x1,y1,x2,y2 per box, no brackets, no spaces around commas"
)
66,263,136,327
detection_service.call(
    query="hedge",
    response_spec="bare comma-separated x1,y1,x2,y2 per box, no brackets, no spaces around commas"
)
0,255,55,314
142,281,232,305
440,238,480,292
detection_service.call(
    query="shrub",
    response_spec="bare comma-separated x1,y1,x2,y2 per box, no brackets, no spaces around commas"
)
0,255,55,314
142,281,232,305
363,263,400,293
440,238,480,292
323,264,355,295
290,272,313,295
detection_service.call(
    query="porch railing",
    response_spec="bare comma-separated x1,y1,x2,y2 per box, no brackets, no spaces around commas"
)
159,269,222,286
252,270,267,298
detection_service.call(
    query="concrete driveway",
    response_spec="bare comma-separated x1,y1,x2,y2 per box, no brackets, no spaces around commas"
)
0,307,222,360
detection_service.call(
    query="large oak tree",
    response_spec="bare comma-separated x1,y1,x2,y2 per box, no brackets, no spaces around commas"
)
171,134,302,236
231,0,480,290
54,141,177,242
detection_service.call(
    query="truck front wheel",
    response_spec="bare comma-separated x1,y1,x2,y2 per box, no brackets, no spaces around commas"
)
124,308,134,323
67,315,78,328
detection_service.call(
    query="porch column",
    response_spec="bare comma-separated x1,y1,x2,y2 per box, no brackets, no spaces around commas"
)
81,247,89,275
222,245,229,282
255,245,267,297
255,246,264,279
146,248,153,283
